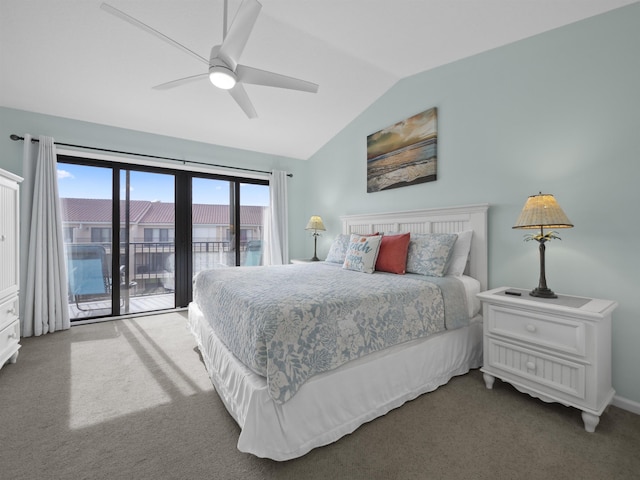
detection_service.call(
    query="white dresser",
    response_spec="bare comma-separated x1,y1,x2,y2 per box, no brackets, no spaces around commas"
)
478,287,617,433
0,168,22,372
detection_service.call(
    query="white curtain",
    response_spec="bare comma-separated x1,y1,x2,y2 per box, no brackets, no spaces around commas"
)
264,170,289,265
20,135,70,337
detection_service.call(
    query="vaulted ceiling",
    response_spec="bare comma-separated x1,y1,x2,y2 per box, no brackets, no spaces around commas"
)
1,0,635,160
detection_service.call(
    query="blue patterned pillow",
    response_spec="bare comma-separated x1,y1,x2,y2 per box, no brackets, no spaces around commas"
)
406,233,458,277
325,234,351,264
342,234,383,274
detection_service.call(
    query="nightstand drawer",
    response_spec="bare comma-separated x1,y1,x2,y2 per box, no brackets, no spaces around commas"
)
486,338,586,400
487,305,585,356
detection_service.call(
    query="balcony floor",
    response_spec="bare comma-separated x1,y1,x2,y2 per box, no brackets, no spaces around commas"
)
69,293,176,320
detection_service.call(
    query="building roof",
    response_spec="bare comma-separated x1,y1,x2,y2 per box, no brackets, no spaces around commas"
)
60,198,265,226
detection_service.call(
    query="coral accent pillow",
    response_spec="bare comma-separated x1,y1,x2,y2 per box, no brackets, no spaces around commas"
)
375,232,410,274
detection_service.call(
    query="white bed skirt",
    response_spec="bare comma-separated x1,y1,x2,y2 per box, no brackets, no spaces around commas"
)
188,302,483,461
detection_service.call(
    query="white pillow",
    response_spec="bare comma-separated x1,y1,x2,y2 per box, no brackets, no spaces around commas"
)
445,230,473,276
342,234,383,274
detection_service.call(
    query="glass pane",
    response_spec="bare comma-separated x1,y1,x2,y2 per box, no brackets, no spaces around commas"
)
120,170,176,315
240,182,269,266
58,163,114,320
192,178,232,273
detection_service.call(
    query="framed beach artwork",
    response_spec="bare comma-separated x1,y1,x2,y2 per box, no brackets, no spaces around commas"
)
366,107,438,193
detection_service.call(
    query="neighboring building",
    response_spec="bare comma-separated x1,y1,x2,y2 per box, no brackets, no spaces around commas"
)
60,198,265,292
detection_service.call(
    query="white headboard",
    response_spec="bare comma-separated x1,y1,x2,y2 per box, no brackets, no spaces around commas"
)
341,204,489,291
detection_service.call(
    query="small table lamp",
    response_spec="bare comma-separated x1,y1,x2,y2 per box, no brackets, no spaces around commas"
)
513,193,573,298
305,215,326,261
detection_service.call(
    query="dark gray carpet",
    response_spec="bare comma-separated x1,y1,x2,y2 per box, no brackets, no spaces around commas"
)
1,312,638,480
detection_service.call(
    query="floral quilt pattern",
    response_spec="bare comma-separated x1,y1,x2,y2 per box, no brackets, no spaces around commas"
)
193,263,468,404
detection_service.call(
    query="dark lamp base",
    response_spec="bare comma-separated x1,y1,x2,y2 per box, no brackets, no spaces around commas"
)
530,287,557,299
310,256,320,262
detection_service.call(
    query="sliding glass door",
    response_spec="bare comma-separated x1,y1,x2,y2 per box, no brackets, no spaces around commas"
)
119,169,176,315
239,181,269,266
59,163,116,319
58,162,177,319
58,156,269,322
191,178,269,272
192,178,233,271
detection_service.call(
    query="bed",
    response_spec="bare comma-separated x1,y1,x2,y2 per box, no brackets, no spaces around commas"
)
188,204,489,460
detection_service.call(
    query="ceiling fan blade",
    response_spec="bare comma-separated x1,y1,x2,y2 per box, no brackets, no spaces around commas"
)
218,0,262,69
100,3,208,65
153,73,209,90
236,65,319,93
229,83,257,119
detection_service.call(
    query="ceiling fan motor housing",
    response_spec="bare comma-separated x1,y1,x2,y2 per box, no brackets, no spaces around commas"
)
209,45,237,89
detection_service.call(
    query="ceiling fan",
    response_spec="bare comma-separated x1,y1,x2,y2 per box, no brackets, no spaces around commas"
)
100,0,319,119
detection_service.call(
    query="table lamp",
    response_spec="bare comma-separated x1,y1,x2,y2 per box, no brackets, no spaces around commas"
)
305,215,326,261
513,193,573,298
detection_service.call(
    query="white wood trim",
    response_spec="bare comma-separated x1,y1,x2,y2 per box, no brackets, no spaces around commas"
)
612,394,640,415
341,204,489,290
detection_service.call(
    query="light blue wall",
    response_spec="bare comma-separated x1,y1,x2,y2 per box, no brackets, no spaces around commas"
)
301,4,640,405
0,107,304,177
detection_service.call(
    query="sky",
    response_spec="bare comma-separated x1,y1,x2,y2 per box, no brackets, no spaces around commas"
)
57,163,269,206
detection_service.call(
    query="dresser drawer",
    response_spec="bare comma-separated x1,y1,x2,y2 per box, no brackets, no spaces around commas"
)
0,295,19,330
0,318,20,355
487,305,585,356
486,338,586,400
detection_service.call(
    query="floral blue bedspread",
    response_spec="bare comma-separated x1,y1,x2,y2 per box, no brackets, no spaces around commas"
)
193,262,469,404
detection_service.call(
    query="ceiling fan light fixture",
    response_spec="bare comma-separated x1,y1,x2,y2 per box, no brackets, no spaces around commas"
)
209,66,237,90
101,1,317,119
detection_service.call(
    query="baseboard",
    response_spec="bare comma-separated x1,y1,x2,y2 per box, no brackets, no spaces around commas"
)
611,394,640,415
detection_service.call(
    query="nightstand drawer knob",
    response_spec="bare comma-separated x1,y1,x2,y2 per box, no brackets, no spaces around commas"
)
525,324,537,333
526,361,536,371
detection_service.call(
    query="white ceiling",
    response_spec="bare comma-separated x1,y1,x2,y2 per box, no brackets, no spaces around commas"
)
1,0,635,160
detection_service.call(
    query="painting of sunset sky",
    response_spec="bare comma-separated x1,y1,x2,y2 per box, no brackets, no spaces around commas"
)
366,107,437,193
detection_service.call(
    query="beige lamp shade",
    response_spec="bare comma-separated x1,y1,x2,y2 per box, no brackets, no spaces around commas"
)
513,193,573,230
305,215,326,231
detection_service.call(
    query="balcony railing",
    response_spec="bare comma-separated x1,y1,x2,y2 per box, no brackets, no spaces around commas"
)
66,239,262,320
66,240,261,295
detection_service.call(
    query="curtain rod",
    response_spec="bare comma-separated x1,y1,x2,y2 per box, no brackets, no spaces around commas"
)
9,134,292,177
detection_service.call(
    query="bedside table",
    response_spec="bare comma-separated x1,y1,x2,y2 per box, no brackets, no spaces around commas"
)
478,287,617,433
290,258,322,264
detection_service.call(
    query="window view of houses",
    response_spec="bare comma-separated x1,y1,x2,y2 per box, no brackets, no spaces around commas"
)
58,162,268,320
62,198,265,291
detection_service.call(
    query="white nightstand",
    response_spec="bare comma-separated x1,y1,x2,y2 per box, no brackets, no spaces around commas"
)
478,287,617,433
290,259,322,264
